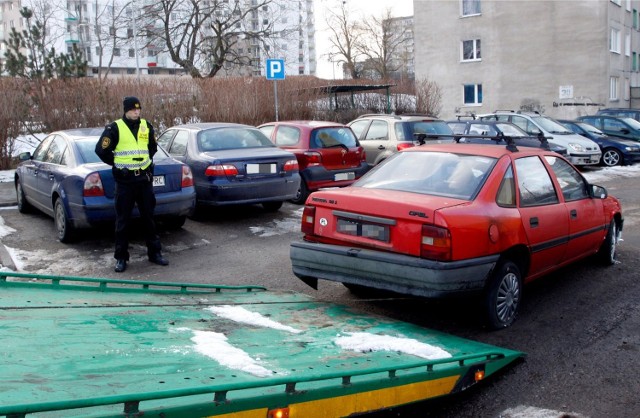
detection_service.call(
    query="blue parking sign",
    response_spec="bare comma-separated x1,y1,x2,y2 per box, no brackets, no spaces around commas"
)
266,59,285,80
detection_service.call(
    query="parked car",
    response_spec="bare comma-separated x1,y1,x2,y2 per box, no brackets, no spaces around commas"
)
156,123,300,212
257,121,368,204
15,128,196,242
596,107,640,122
558,119,640,167
479,111,601,166
291,143,623,329
446,119,568,155
347,114,454,166
577,114,640,143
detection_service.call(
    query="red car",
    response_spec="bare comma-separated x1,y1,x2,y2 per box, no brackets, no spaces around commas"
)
291,143,623,329
258,121,369,204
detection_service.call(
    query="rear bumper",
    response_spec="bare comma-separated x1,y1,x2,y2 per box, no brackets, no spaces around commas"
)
196,175,300,206
290,240,499,298
302,163,369,191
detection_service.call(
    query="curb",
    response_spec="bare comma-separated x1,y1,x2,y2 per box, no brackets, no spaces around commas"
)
0,243,16,271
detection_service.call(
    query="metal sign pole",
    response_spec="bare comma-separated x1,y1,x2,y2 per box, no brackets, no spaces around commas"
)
274,80,279,121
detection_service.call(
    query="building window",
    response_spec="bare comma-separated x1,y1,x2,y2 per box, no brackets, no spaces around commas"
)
461,39,481,61
129,49,135,57
610,28,621,53
633,52,637,70
463,83,482,105
113,48,120,57
626,33,631,55
610,77,619,100
127,28,133,38
634,10,638,29
461,0,481,17
95,46,102,55
625,78,630,100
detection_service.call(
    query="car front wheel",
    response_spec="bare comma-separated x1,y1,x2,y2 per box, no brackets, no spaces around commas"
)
16,180,31,214
262,201,283,212
484,260,522,330
54,198,75,243
598,219,618,265
601,148,622,167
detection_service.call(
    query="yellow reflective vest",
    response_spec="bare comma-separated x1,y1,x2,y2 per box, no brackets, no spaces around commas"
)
113,119,152,170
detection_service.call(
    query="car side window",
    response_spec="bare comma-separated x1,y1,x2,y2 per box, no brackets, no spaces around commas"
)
43,135,67,165
496,165,516,207
514,156,559,207
168,130,189,156
274,126,300,146
157,130,176,149
349,120,370,139
32,136,54,162
544,156,589,201
258,125,275,140
365,120,388,140
603,118,626,132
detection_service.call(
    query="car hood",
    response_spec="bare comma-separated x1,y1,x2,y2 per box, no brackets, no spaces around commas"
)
544,132,600,150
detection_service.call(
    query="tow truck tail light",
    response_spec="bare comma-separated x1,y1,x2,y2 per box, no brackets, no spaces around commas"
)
267,407,290,418
83,173,105,197
421,225,451,261
301,206,316,235
181,165,194,187
397,142,415,151
205,164,238,177
284,159,299,172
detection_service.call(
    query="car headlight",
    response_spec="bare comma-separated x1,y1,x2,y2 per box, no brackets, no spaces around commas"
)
626,146,639,151
568,143,586,152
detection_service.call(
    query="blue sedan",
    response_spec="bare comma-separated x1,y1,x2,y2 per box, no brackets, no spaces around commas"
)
15,128,196,242
558,119,640,166
156,123,300,213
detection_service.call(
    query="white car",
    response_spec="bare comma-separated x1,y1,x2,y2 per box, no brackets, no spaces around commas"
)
478,111,601,166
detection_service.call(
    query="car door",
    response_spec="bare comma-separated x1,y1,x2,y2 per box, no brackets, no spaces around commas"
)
543,155,606,262
359,119,390,165
37,135,68,212
20,136,53,209
513,155,569,278
602,117,635,140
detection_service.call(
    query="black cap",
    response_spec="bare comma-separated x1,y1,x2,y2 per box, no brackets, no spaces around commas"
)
123,96,141,113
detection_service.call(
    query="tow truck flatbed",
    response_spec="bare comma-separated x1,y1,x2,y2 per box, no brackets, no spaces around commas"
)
0,272,524,417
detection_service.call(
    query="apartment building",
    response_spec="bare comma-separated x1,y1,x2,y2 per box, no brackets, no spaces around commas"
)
414,0,640,119
386,15,414,81
0,0,316,78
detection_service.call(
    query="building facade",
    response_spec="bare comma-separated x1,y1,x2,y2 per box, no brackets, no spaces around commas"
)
414,0,640,119
0,0,316,78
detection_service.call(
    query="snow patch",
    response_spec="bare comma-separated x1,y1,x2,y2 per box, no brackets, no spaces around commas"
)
334,332,452,360
206,305,302,334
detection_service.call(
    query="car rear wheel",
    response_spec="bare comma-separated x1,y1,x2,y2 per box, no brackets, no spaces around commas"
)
262,201,283,212
290,180,309,205
54,198,75,243
162,215,186,230
484,260,522,330
597,219,618,265
16,180,32,214
601,148,622,167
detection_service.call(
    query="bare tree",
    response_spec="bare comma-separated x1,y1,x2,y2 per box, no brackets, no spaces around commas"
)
358,8,410,80
89,0,135,81
415,78,443,118
141,0,279,78
324,1,365,79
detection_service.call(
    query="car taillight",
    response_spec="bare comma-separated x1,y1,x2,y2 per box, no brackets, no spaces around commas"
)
181,165,194,187
397,142,415,151
361,150,367,162
205,164,238,177
284,159,299,172
301,205,316,235
83,173,105,197
421,225,451,261
302,151,322,166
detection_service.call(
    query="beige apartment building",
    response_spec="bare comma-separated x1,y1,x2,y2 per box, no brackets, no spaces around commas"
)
414,0,640,119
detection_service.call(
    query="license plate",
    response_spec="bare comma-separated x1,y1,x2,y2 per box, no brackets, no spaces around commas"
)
334,172,355,181
337,218,390,242
247,163,276,174
153,176,165,187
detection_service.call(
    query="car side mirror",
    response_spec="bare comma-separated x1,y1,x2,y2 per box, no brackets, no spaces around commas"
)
18,152,32,161
620,128,630,134
590,184,608,199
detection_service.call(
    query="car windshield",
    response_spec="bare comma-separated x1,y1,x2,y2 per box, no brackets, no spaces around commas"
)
355,151,497,200
311,127,357,148
496,123,528,137
532,116,572,134
76,138,170,164
398,121,453,141
576,122,605,135
619,117,640,129
198,128,275,151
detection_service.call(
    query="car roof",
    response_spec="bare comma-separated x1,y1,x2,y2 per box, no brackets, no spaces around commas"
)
259,120,347,128
402,142,551,159
54,127,104,139
170,122,253,131
354,113,442,121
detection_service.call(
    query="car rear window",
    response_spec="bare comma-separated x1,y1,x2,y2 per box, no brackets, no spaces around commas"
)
198,128,274,151
310,127,357,148
396,121,453,141
355,151,496,200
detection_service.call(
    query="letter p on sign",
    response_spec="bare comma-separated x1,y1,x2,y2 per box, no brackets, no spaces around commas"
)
266,59,285,80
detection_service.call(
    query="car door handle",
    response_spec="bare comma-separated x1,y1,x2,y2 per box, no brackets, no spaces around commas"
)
377,145,386,150
570,209,577,219
49,174,55,181
529,217,539,228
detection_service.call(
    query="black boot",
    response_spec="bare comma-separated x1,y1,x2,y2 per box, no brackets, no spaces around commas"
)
149,253,169,266
115,259,127,272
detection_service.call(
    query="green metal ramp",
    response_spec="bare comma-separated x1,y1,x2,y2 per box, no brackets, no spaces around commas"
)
0,272,524,418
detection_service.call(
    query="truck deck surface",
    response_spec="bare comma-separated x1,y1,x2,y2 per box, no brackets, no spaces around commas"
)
0,272,524,418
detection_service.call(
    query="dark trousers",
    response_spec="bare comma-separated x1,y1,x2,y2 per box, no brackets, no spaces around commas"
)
114,179,161,260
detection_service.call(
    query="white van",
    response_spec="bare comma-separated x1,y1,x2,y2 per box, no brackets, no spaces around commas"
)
479,111,601,166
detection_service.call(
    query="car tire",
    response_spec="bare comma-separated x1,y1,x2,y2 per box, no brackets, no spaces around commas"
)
290,180,309,205
601,148,622,167
483,260,522,330
262,201,283,212
16,180,32,214
162,215,186,230
54,198,75,243
597,219,618,265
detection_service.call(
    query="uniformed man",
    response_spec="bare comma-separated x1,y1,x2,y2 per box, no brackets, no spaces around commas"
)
95,96,169,273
